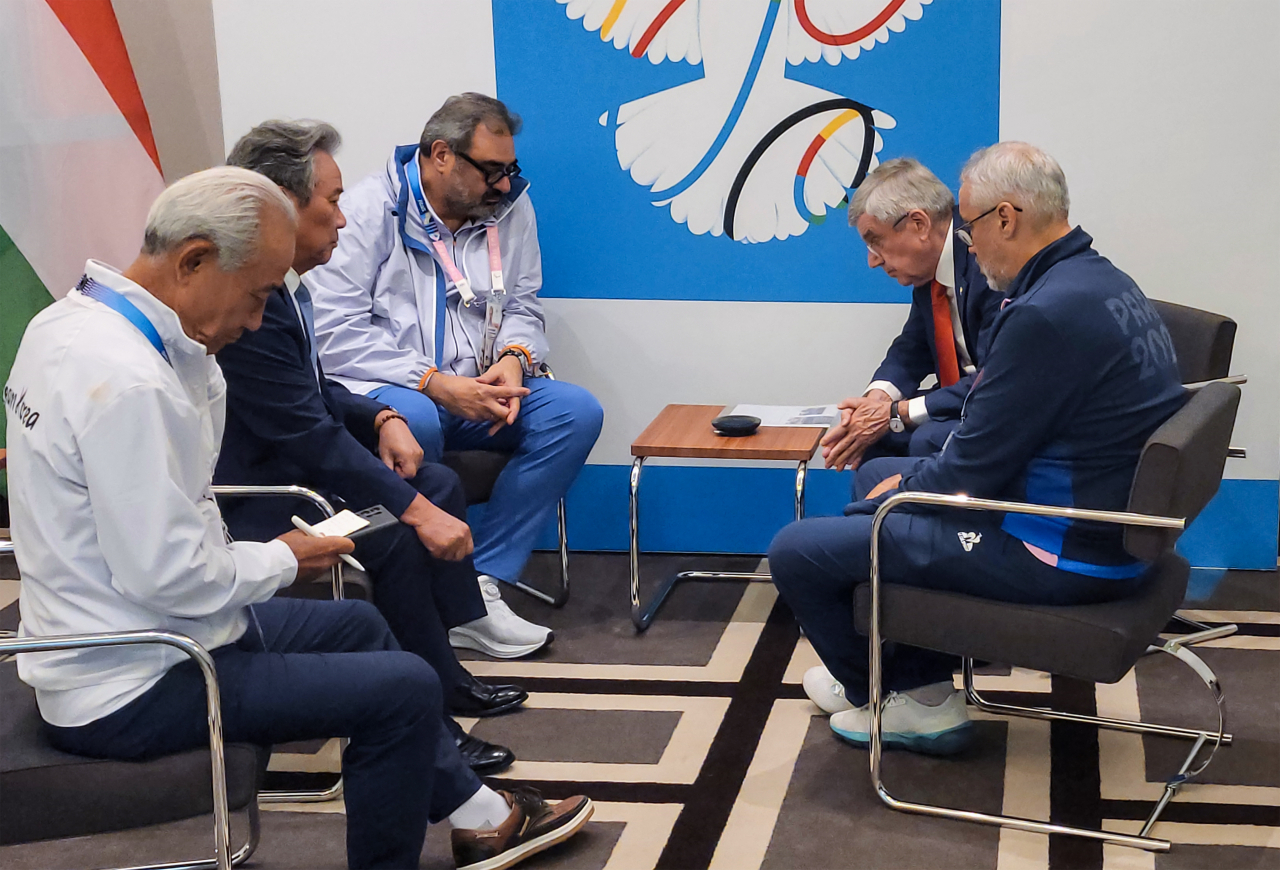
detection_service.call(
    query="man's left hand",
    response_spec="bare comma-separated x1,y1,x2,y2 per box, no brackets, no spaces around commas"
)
377,413,424,479
476,353,526,435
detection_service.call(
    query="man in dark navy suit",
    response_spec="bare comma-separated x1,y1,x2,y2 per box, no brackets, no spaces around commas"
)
820,158,1002,471
214,120,523,773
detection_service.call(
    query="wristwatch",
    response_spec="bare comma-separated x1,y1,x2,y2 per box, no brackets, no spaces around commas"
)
888,401,906,433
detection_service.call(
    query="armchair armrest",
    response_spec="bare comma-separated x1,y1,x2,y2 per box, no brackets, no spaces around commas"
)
0,629,235,870
209,485,343,600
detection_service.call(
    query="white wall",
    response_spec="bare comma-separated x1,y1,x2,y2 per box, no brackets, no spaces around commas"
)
213,0,1279,479
212,0,496,182
1001,0,1280,479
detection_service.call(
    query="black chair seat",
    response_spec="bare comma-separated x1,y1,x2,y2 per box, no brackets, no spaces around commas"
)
853,552,1190,685
0,662,261,845
442,450,513,506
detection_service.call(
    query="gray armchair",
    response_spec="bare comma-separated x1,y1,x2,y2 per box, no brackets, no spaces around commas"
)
854,381,1241,852
0,630,259,870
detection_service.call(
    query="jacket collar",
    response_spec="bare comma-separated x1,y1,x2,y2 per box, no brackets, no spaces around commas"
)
1003,226,1094,302
82,259,206,364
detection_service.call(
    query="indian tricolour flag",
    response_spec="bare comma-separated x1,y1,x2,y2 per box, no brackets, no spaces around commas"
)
0,0,169,492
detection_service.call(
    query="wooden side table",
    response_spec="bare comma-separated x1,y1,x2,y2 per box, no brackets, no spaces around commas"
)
629,404,826,630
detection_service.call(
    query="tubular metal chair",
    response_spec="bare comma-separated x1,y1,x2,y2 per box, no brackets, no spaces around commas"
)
1150,299,1246,645
854,381,1241,852
441,362,570,608
0,630,260,870
209,484,348,805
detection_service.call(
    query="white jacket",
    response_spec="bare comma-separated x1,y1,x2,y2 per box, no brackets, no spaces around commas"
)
4,260,297,727
306,145,549,393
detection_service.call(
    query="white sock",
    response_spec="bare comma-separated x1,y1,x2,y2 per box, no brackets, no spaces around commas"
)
448,785,511,831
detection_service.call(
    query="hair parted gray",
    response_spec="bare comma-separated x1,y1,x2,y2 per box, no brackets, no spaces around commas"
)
960,141,1070,225
848,157,954,227
419,92,522,155
141,166,296,271
225,119,342,205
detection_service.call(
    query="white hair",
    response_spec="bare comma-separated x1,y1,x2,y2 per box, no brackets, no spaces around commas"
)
142,166,297,270
849,157,954,226
960,142,1070,225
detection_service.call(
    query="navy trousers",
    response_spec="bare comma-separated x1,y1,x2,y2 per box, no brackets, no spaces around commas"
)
45,598,481,870
864,417,959,462
768,457,1144,706
221,462,485,700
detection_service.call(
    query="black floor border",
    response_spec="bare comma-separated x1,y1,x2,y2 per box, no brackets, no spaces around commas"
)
1100,799,1280,827
1048,676,1105,870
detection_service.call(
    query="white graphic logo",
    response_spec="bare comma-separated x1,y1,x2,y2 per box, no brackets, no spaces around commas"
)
560,0,930,243
957,531,981,552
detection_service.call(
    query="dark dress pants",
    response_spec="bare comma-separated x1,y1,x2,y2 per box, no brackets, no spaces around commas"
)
769,457,1145,706
45,598,482,870
221,462,486,698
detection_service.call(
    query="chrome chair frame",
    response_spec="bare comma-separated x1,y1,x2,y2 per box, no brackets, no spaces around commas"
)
867,491,1229,853
209,485,344,804
0,630,259,870
510,363,570,607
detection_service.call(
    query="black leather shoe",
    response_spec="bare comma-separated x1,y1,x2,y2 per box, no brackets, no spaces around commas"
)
448,718,516,775
450,675,528,718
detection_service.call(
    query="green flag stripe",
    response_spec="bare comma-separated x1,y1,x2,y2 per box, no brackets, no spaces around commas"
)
0,223,54,495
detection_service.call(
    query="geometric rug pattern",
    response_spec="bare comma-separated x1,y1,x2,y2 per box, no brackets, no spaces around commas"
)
1,555,1277,870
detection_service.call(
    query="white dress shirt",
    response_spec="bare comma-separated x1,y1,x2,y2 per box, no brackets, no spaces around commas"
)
5,260,296,727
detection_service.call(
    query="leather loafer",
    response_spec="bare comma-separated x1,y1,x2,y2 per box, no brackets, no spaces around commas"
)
447,718,516,775
450,674,528,718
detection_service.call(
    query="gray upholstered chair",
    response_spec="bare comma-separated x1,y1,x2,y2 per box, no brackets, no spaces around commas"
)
0,631,260,870
854,381,1241,853
1150,299,1236,385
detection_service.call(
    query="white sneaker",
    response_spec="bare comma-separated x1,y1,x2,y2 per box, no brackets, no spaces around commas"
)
802,665,855,715
449,576,553,659
829,684,973,756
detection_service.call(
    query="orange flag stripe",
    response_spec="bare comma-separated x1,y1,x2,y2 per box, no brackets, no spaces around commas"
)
44,0,161,175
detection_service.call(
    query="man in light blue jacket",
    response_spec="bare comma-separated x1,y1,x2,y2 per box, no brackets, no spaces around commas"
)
307,94,603,658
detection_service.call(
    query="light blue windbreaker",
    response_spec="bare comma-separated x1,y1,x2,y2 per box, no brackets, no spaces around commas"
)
307,144,549,395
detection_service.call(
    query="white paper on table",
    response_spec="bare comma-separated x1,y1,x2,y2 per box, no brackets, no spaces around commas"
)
726,404,839,427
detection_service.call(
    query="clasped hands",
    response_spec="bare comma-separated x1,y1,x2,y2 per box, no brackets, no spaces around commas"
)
819,389,894,472
426,354,530,437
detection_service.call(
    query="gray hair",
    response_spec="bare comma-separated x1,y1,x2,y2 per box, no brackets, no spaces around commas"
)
226,119,342,205
141,166,296,270
419,92,522,155
960,141,1070,225
849,157,954,227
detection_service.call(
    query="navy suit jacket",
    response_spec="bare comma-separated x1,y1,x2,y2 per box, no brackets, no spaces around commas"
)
214,284,421,519
869,213,1002,421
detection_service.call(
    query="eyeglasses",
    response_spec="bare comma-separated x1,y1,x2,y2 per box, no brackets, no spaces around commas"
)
456,150,521,187
864,211,911,258
956,203,1022,246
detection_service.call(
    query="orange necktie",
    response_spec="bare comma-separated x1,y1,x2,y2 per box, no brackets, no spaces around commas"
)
931,280,961,388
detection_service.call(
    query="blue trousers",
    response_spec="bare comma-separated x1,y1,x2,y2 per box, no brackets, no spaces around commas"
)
222,463,486,701
45,598,481,870
370,378,603,584
865,418,959,461
768,457,1144,707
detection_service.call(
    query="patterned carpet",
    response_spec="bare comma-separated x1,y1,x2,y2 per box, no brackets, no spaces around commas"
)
1,553,1277,870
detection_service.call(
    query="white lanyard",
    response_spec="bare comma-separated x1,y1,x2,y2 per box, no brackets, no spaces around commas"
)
406,155,506,369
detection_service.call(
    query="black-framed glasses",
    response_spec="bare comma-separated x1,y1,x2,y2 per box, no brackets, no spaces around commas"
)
864,211,911,258
456,150,521,187
956,203,1022,246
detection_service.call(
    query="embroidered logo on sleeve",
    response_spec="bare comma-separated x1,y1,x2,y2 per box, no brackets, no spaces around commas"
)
4,384,40,430
957,531,982,552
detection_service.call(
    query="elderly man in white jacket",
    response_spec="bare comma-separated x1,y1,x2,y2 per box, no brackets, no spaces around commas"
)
307,94,604,660
4,167,591,870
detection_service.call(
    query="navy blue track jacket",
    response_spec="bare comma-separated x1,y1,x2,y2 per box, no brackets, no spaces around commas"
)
898,227,1187,576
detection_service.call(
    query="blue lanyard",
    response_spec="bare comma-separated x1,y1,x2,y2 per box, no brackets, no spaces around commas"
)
76,275,171,364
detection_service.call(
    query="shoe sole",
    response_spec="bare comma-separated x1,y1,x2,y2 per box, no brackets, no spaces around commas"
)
831,722,975,756
450,629,554,660
452,695,528,719
458,797,595,870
